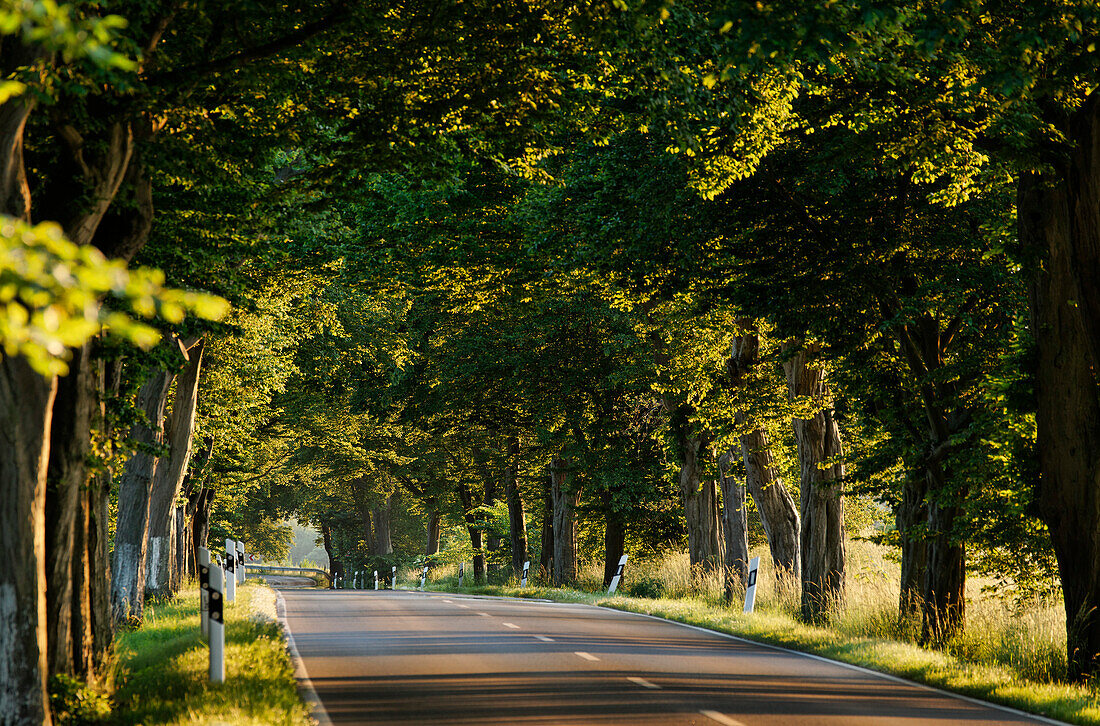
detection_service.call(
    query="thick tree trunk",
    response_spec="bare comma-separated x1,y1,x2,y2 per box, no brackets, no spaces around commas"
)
425,509,441,557
718,450,749,603
371,494,394,556
539,474,554,579
44,343,94,676
471,529,486,584
504,436,527,577
897,475,928,619
320,521,335,584
110,369,173,623
89,359,120,671
485,470,501,567
741,426,800,580
190,487,214,566
1020,104,1100,679
783,347,847,623
456,480,485,583
146,338,204,599
550,458,579,587
920,461,966,643
666,402,721,576
602,489,626,588
0,357,57,726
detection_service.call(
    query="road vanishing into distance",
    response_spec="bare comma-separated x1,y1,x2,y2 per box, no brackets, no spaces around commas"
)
277,589,1059,726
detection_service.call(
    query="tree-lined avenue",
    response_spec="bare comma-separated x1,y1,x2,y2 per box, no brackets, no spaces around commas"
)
278,589,1052,725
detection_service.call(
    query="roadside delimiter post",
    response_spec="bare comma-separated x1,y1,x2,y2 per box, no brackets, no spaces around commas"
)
607,554,628,594
374,570,379,590
237,540,246,583
521,560,530,587
198,547,211,638
420,566,428,590
391,565,397,589
208,565,225,683
224,537,236,603
743,556,760,613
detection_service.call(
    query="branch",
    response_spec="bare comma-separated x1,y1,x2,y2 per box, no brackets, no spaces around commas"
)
219,450,294,487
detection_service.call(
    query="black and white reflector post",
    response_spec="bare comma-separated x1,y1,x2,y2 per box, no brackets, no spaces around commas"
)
374,570,379,590
224,538,236,603
458,562,465,587
743,556,760,613
420,567,428,590
198,547,211,638
237,540,246,584
208,565,225,683
391,566,397,589
521,561,530,587
607,554,628,594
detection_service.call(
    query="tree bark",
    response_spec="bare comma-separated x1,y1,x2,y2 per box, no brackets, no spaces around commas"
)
89,358,120,671
146,338,204,599
783,346,847,623
897,474,928,619
0,357,57,726
1020,102,1100,678
550,458,579,587
44,343,94,676
504,436,527,577
920,459,966,643
110,369,173,623
718,449,749,603
539,474,554,579
602,488,626,588
371,494,394,555
456,479,485,583
666,402,721,576
425,508,441,557
740,426,800,580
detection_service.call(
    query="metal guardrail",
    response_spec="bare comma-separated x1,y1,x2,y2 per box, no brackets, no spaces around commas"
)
244,564,331,582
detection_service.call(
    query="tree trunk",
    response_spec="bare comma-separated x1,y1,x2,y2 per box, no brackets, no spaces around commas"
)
1020,90,1100,682
550,458,579,587
602,489,626,588
718,449,749,603
783,346,847,623
110,369,173,623
485,469,501,569
89,358,120,671
146,338,204,599
504,436,527,578
44,343,94,676
190,487,214,569
666,402,721,576
741,426,800,580
920,461,966,643
897,474,928,620
425,508,441,557
539,474,554,579
0,357,57,726
470,529,486,584
320,521,335,583
371,494,394,556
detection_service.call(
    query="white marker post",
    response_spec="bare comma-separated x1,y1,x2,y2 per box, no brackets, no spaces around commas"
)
743,556,760,614
374,570,379,590
420,566,428,590
224,538,236,603
520,560,530,588
236,540,246,583
198,547,211,638
607,554,628,594
208,565,225,683
458,562,465,588
391,565,397,589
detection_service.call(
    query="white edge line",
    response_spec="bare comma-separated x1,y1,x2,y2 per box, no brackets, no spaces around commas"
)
276,591,334,726
699,709,745,726
402,588,1067,726
608,607,1069,726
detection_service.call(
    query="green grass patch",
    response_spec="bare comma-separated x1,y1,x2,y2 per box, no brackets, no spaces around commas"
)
113,582,308,726
434,581,1100,725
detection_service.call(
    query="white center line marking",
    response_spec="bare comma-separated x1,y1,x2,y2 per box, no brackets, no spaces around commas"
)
477,612,491,617
699,710,746,726
574,651,599,661
502,622,520,629
441,599,452,603
455,604,470,608
534,635,554,642
627,677,660,689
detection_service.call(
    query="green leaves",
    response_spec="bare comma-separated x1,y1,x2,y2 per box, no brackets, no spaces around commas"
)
0,216,227,376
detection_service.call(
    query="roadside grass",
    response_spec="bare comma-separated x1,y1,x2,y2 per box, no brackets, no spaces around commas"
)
113,582,308,726
423,542,1100,725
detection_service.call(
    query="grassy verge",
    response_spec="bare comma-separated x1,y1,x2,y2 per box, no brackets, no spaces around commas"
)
113,581,309,726
427,581,1099,725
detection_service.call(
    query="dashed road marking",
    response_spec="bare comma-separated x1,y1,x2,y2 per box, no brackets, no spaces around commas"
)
534,635,554,642
456,604,470,609
502,622,520,629
627,676,660,689
699,710,745,726
477,612,491,617
574,651,599,661
441,599,452,603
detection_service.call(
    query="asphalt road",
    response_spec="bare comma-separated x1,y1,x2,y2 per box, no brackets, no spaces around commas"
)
278,589,1058,726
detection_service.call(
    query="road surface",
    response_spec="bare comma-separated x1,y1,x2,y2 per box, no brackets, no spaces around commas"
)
278,589,1059,726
